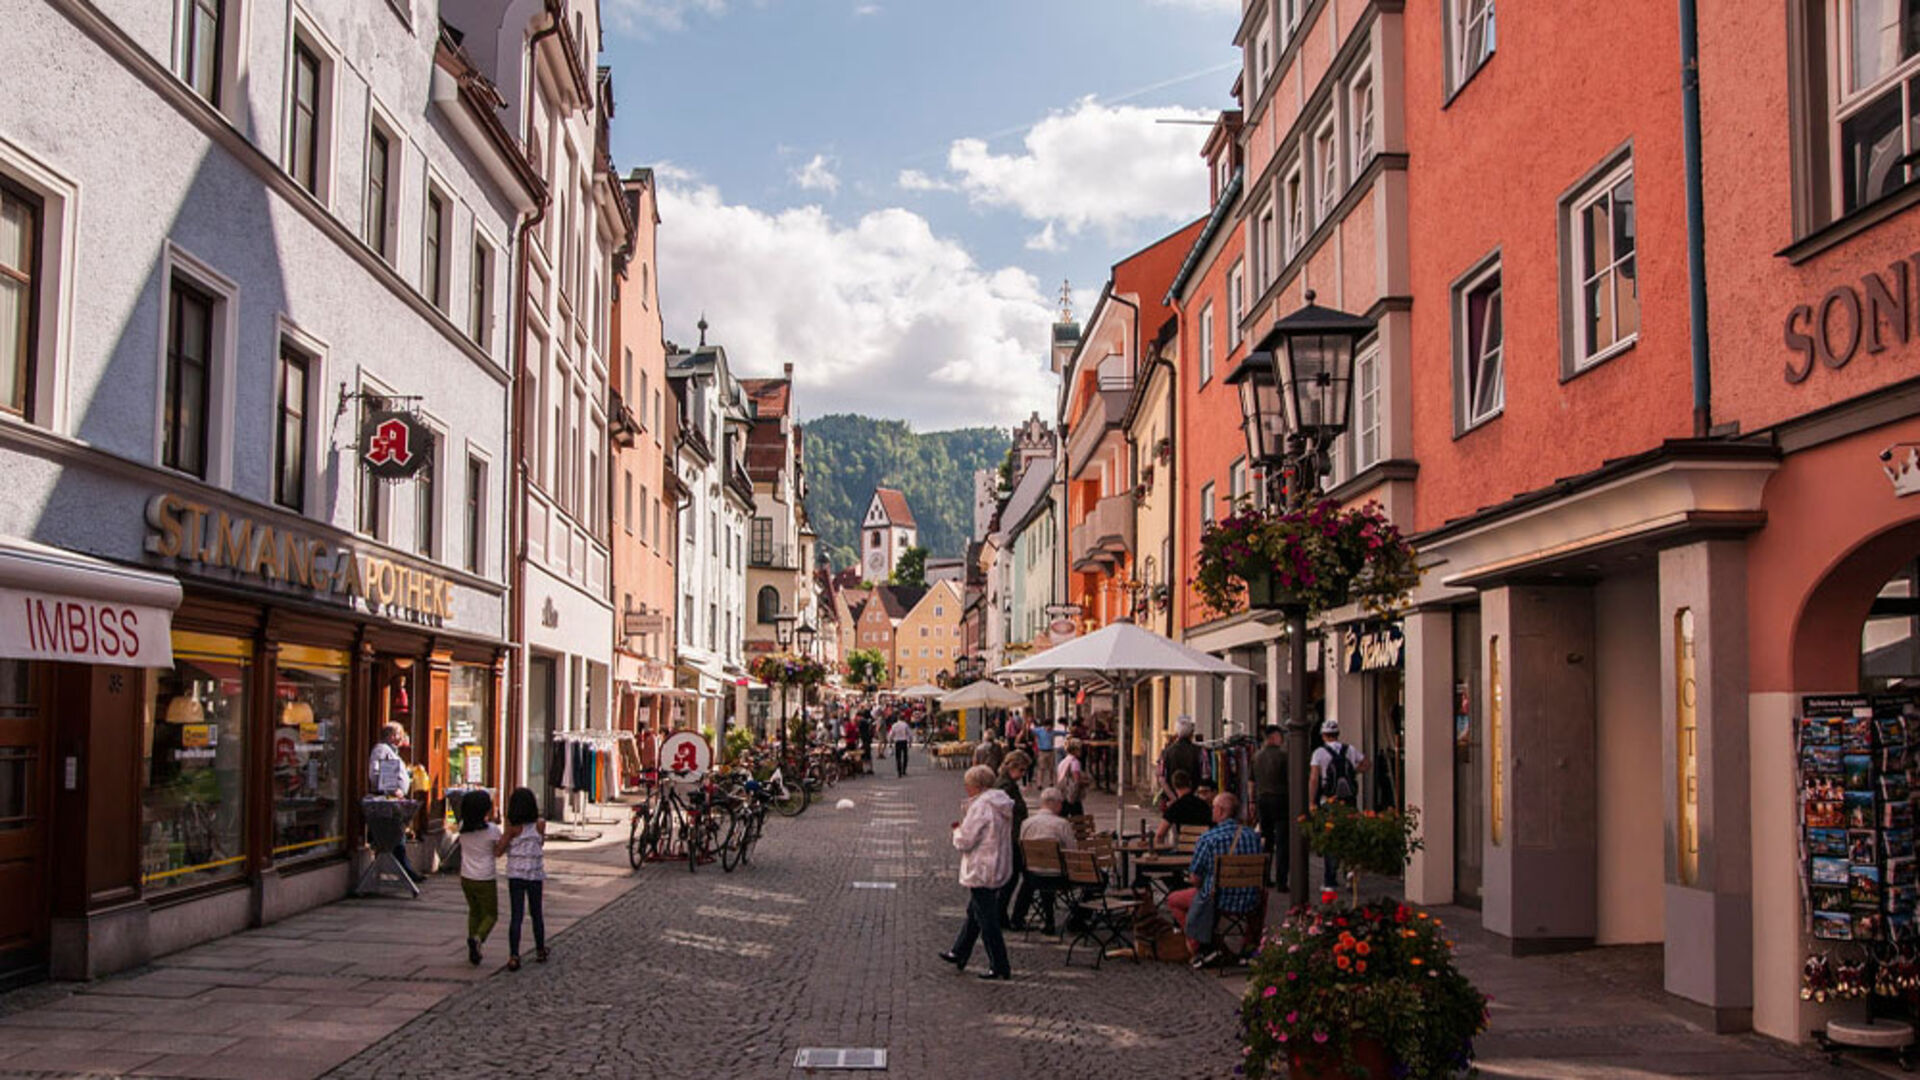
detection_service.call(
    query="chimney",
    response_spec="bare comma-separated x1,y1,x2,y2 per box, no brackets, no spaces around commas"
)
783,362,794,381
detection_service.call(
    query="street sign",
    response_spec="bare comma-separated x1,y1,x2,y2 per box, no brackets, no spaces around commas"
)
623,610,668,637
659,730,712,780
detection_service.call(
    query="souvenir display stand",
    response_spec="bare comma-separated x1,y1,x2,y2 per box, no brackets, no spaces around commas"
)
356,796,421,898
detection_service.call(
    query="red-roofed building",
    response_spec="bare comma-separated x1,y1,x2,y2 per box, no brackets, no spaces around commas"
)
860,488,918,581
739,364,818,735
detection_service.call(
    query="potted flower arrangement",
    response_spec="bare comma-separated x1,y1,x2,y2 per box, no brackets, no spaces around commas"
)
1194,499,1419,619
1239,806,1489,1079
749,653,827,687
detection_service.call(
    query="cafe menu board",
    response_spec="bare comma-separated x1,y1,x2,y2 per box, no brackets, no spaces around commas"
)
1799,695,1918,943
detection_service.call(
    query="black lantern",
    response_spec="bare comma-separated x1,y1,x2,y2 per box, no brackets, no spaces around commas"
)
1225,348,1286,468
773,611,795,649
1265,289,1374,442
795,619,816,656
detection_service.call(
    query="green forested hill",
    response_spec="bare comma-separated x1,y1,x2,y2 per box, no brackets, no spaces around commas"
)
804,414,1007,567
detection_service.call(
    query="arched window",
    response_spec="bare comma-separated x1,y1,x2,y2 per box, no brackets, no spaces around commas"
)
757,586,780,624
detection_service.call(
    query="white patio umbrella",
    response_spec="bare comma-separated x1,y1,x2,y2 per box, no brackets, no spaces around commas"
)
939,680,1027,711
897,684,947,700
1001,619,1253,836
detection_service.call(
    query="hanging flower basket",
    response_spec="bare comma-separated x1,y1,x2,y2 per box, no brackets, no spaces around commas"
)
1195,499,1420,621
749,653,827,687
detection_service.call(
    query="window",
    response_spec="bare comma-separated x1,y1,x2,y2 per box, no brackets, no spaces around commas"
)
289,37,324,197
1834,1,1920,214
416,442,436,556
1199,481,1216,531
1352,69,1377,167
163,278,214,477
1566,157,1638,369
1454,259,1504,431
1253,206,1276,288
653,389,663,441
638,370,649,430
1448,0,1497,93
1198,301,1215,385
274,345,309,510
1284,162,1306,260
358,391,388,536
752,517,773,562
1254,29,1273,98
1226,261,1244,347
469,237,491,345
365,125,393,256
0,180,40,418
623,470,633,533
464,455,485,574
179,0,224,105
1228,457,1248,507
757,586,780,624
1352,345,1381,471
1316,118,1341,220
423,189,448,310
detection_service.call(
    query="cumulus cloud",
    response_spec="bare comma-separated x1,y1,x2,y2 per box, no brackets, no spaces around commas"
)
604,0,729,35
791,154,840,196
853,3,883,13
655,180,1058,428
925,98,1213,245
897,169,957,193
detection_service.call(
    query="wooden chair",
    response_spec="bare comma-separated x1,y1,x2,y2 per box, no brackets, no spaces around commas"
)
1068,815,1095,840
1019,838,1066,937
1061,850,1136,968
1084,833,1117,872
1209,853,1271,967
1174,824,1211,852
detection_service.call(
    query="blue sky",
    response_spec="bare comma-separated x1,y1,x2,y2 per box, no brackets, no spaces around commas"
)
601,0,1242,430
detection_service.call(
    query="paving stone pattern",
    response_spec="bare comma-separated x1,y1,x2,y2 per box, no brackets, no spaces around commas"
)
329,766,1242,1079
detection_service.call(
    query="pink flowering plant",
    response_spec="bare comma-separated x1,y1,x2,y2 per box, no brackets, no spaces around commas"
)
749,653,828,687
1240,899,1488,1078
1195,499,1420,620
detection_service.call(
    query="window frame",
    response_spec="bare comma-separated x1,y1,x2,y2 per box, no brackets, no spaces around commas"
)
469,233,493,347
1198,300,1215,386
0,145,75,434
272,323,325,512
284,22,336,205
1351,66,1377,170
1445,0,1498,99
1315,114,1341,221
176,0,226,107
154,245,237,485
364,114,400,261
422,181,451,311
1226,260,1245,348
355,378,395,540
1452,253,1505,435
1199,480,1216,532
1283,159,1306,262
412,414,444,560
0,177,43,421
162,279,215,479
1828,0,1920,217
1351,342,1382,473
464,451,488,575
1559,148,1639,375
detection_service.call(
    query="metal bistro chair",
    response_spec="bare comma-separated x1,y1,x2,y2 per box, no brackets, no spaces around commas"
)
1019,838,1067,938
1062,849,1136,968
1209,853,1271,969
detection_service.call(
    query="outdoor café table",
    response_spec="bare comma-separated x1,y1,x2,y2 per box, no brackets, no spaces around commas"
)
1132,852,1191,906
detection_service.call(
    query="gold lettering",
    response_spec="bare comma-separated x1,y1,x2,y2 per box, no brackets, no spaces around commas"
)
182,501,211,561
143,494,185,558
249,525,283,580
308,542,331,591
404,569,425,613
439,581,453,618
335,552,365,600
377,561,399,607
282,533,312,588
212,513,253,569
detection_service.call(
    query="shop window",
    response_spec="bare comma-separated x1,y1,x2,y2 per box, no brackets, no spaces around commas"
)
1488,634,1503,847
142,633,250,892
447,663,494,791
0,662,33,834
273,645,347,864
1674,608,1699,885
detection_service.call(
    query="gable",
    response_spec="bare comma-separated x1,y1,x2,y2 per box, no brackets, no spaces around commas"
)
864,494,889,526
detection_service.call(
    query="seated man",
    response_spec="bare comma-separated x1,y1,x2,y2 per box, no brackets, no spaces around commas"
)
1154,770,1212,848
1165,792,1265,969
1009,786,1077,933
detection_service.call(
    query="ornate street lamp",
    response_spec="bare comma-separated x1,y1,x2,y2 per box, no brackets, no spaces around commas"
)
772,612,795,761
795,618,816,751
1225,289,1376,903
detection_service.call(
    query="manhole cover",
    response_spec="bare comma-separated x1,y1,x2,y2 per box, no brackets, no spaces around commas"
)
850,881,897,890
794,1048,888,1069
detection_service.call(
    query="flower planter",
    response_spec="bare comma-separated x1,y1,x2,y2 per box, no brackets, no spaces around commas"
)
1285,1036,1396,1079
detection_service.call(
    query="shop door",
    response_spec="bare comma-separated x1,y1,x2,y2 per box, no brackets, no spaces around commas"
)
1453,609,1484,906
527,657,555,816
0,661,47,987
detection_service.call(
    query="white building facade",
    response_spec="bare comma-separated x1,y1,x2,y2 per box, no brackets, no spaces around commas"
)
669,340,752,734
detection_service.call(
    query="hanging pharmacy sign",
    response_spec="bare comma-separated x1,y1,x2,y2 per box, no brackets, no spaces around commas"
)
360,411,435,480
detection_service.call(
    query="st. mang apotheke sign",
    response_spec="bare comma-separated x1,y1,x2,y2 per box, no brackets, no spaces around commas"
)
143,493,454,626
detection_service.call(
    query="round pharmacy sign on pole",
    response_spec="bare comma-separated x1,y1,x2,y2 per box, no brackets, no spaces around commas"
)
659,730,713,781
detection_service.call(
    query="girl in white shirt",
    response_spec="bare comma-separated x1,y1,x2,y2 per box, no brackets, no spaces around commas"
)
496,786,548,970
455,789,500,965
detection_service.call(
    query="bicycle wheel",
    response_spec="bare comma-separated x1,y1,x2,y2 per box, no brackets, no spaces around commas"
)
773,779,806,818
740,807,765,865
719,809,744,873
628,810,647,869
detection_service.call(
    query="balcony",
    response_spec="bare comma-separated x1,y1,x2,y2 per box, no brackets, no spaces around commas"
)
1070,493,1134,572
1065,383,1131,477
751,543,799,570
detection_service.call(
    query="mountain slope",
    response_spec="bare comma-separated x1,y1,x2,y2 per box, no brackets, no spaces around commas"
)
804,414,1007,567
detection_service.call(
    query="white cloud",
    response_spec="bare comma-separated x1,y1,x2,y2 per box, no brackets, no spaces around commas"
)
791,154,840,196
654,180,1058,429
897,169,957,193
930,97,1213,244
1024,223,1063,253
854,3,883,14
604,0,729,35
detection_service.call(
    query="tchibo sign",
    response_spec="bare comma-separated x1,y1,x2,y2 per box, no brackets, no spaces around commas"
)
0,587,173,667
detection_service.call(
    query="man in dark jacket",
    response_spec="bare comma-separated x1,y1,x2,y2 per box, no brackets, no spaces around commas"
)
1252,724,1288,888
995,751,1031,925
1160,715,1203,805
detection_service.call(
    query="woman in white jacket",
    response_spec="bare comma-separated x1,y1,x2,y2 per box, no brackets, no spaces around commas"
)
940,764,1015,980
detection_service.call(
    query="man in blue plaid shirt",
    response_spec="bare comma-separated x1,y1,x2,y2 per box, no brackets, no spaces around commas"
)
1166,793,1266,969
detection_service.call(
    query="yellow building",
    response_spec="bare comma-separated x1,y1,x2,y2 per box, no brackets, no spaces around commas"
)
894,580,964,687
1125,334,1182,788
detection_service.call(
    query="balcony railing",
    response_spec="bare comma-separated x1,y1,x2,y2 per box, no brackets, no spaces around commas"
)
751,543,799,569
1069,493,1134,572
1065,386,1131,477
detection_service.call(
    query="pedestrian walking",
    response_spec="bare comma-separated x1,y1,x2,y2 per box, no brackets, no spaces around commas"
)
1055,740,1087,818
1032,715,1056,786
1251,724,1289,888
456,788,501,965
1308,719,1369,889
994,752,1031,925
366,722,425,883
888,714,913,776
940,765,1014,980
496,786,548,971
858,712,876,775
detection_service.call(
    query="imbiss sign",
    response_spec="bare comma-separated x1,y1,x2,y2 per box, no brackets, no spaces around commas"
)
144,493,456,626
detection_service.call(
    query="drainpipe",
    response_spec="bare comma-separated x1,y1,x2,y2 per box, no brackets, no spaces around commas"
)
506,14,561,789
1680,0,1712,438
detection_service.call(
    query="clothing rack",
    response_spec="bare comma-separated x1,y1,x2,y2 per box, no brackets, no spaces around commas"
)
549,730,634,833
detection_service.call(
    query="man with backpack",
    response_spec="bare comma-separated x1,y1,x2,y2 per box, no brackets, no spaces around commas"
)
1307,718,1369,890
